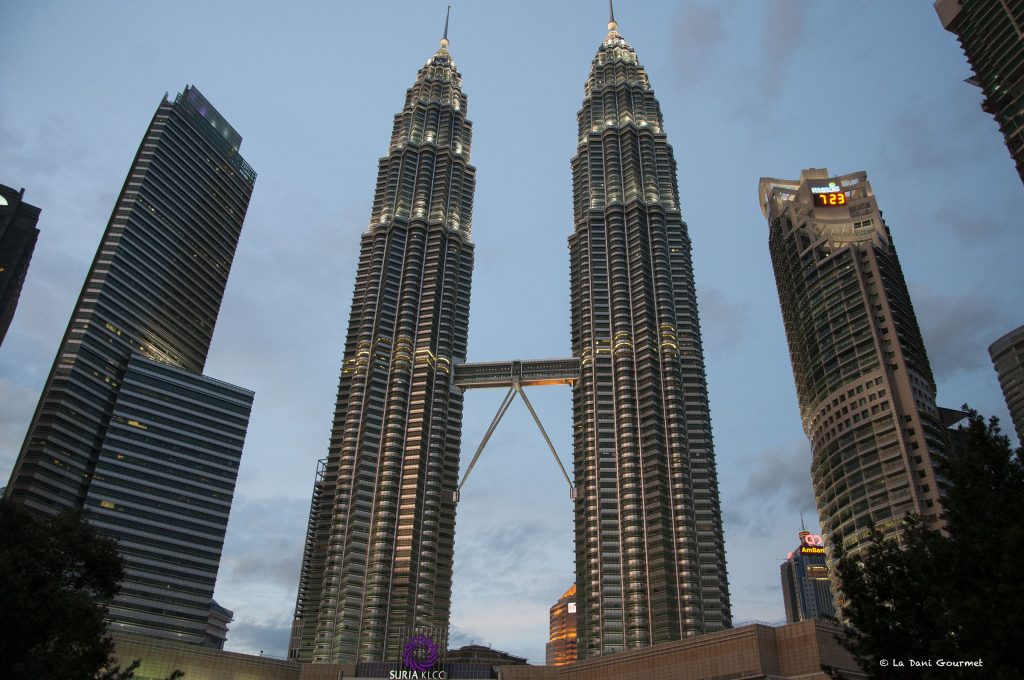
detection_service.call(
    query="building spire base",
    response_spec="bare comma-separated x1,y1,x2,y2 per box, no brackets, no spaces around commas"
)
440,4,451,49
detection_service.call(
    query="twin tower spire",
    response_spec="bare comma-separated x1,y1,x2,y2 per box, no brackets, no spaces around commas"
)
440,4,450,49
436,0,618,47
290,2,731,665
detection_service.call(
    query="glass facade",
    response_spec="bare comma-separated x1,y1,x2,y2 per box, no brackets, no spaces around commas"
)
92,355,252,643
780,531,836,623
4,85,255,643
292,39,475,664
761,169,947,566
568,20,731,657
546,584,578,666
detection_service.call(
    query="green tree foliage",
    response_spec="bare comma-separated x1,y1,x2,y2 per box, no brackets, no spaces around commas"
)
831,410,1024,679
0,500,182,680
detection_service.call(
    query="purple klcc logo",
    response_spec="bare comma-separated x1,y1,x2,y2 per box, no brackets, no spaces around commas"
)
402,634,440,672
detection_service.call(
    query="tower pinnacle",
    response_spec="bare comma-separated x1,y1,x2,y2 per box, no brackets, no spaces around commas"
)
608,0,618,32
440,4,451,49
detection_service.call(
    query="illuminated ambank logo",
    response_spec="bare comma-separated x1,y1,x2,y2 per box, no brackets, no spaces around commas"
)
389,635,447,679
799,533,826,555
787,532,827,558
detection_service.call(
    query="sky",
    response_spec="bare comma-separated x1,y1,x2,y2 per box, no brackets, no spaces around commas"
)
2,0,1022,664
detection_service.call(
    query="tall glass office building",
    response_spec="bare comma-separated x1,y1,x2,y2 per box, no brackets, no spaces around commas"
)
761,168,947,563
291,31,475,664
4,85,255,644
568,13,732,657
780,530,836,623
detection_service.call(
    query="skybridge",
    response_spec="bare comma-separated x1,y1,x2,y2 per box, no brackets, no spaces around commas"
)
451,358,580,502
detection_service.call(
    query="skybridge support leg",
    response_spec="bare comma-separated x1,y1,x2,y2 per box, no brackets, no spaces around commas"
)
514,381,576,500
454,386,515,502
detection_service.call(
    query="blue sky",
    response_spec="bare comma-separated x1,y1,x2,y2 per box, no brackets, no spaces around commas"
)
2,0,1021,663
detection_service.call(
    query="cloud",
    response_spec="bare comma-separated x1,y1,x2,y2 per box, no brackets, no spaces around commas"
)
723,440,816,534
913,290,1003,382
880,109,959,173
0,379,39,477
220,496,307,590
225,615,293,658
453,514,569,603
699,286,750,353
670,3,728,86
214,496,311,658
448,624,474,650
449,484,573,662
935,202,1017,241
755,1,810,100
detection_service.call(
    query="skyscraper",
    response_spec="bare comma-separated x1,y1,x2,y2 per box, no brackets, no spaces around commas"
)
568,10,731,656
292,25,475,663
4,85,255,644
761,168,947,561
0,183,41,347
780,530,836,624
989,324,1024,443
935,0,1024,184
546,584,578,667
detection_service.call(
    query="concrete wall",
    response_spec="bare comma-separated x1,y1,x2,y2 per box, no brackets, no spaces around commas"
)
497,620,865,680
113,632,300,680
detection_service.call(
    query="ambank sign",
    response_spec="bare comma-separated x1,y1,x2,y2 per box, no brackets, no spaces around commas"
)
389,635,447,679
799,533,826,555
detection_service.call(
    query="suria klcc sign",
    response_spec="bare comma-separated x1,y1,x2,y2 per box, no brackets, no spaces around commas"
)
390,635,446,679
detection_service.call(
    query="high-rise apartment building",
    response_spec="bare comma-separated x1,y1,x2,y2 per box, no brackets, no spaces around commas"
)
989,324,1024,443
291,29,475,663
761,168,947,561
568,12,731,656
0,183,41,346
4,85,255,644
546,584,578,666
935,0,1024,184
780,530,836,624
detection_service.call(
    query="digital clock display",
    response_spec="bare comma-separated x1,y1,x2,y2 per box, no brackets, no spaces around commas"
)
813,191,846,207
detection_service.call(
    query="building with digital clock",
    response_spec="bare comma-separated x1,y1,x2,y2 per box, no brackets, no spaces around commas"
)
760,168,948,564
4,85,256,646
781,530,836,624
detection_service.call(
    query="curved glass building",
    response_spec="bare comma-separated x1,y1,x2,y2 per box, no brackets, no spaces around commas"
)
761,168,947,562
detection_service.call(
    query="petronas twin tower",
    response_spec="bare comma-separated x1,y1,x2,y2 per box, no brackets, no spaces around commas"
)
291,9,731,664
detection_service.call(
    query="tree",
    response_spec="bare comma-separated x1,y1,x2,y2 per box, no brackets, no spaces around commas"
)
831,410,1024,679
0,500,182,679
